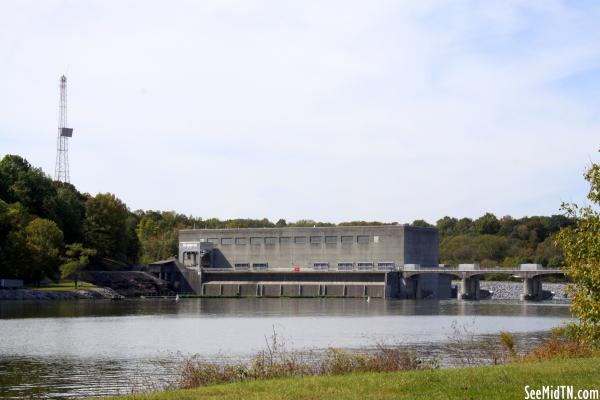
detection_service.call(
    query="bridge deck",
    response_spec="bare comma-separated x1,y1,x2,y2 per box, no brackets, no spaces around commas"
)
407,268,563,274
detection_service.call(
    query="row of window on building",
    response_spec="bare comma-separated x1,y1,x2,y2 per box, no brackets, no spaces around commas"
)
207,235,373,246
232,262,395,272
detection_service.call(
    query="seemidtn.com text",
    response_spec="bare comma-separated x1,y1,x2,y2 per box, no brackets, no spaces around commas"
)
525,386,599,400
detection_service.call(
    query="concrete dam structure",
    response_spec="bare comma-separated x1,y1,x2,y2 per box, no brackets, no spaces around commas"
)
174,225,447,299
146,225,563,300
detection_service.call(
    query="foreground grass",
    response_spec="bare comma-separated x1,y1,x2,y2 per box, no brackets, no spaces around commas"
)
27,280,96,292
105,357,600,400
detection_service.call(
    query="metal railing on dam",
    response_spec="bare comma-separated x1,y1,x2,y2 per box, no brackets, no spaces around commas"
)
202,266,563,277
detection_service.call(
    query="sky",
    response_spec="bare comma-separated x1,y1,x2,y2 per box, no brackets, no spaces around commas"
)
0,0,598,224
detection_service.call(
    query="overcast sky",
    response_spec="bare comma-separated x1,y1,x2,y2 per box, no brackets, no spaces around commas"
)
0,1,598,224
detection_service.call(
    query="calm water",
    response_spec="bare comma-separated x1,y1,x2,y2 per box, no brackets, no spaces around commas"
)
0,298,572,399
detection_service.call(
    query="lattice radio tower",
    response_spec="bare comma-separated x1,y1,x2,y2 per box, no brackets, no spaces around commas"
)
54,75,74,183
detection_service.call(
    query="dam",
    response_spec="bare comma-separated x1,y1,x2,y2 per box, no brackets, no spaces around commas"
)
146,225,562,300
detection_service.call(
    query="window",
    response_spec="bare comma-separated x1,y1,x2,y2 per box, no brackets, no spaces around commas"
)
377,262,395,271
234,263,250,270
341,236,353,244
221,238,234,245
252,263,268,271
265,237,277,245
357,235,369,244
250,237,263,245
357,262,374,271
294,236,306,244
280,237,291,244
207,238,219,243
235,237,247,245
313,262,329,271
325,236,337,244
337,262,353,271
310,236,322,244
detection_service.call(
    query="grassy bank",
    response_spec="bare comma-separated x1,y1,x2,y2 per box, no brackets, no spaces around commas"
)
105,357,600,400
27,280,96,292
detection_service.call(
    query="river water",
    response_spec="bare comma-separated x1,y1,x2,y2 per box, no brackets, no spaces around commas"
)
0,298,572,399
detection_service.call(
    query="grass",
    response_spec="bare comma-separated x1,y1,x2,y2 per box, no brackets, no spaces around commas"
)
27,280,96,292
104,357,600,400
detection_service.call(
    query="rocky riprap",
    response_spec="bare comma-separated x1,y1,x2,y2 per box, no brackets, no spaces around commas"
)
479,281,570,300
78,270,170,297
0,286,122,301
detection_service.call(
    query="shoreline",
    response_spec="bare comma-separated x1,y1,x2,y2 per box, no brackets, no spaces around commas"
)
0,281,570,302
0,287,122,301
480,281,569,300
99,357,600,400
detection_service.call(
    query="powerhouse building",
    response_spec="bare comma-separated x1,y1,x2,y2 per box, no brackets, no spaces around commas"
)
171,225,448,299
179,225,438,271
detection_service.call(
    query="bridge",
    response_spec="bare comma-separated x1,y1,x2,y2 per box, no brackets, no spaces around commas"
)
402,266,564,301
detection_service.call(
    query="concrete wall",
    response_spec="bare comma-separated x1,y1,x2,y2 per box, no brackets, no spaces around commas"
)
147,260,202,294
179,225,438,269
202,271,388,283
403,228,439,267
200,282,387,298
400,273,452,299
178,226,439,299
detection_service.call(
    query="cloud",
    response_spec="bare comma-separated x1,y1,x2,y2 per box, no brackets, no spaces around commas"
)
0,0,598,223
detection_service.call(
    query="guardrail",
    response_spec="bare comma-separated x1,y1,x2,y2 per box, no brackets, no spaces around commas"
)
200,266,563,274
201,266,394,273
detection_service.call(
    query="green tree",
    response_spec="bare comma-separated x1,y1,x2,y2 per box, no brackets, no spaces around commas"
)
0,199,14,268
60,243,96,288
338,221,391,226
289,219,318,227
136,212,180,264
0,154,57,218
47,184,88,244
3,229,30,280
0,201,31,279
275,218,287,227
411,219,433,228
555,158,600,345
436,216,458,236
475,213,501,235
498,215,517,236
84,193,131,260
24,218,64,281
440,234,513,265
455,218,474,234
533,236,564,269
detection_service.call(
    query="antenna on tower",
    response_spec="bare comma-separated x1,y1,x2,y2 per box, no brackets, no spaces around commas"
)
54,75,73,183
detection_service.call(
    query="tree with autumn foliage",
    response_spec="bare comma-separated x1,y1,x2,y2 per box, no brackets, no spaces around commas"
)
555,155,600,345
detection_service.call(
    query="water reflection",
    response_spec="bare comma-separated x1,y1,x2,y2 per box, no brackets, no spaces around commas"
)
0,298,572,399
0,297,571,320
0,355,179,399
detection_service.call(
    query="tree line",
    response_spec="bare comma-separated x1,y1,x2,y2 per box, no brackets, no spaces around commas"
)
431,213,573,268
0,154,574,283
